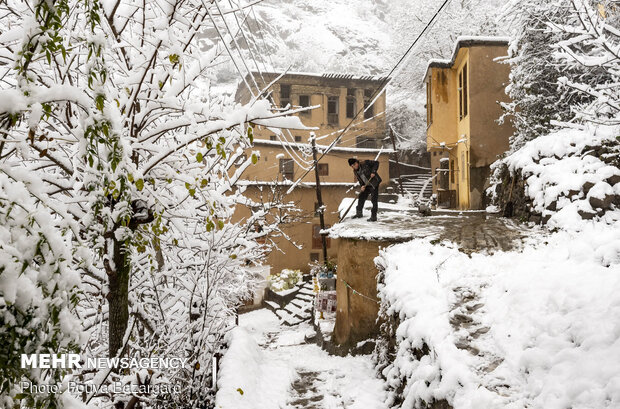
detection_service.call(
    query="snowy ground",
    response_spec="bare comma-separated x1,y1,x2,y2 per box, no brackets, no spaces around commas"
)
376,220,620,409
216,309,386,409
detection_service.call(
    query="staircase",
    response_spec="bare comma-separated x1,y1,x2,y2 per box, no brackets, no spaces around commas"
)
264,281,315,326
397,173,433,199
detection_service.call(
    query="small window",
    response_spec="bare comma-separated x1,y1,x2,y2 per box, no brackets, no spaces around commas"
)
327,96,339,125
280,84,291,108
299,95,310,107
295,135,302,142
346,88,356,118
364,89,374,120
461,152,466,181
310,253,320,262
270,135,277,141
318,163,329,176
450,159,455,184
458,63,468,120
356,136,377,149
426,80,433,126
279,158,294,180
312,224,331,249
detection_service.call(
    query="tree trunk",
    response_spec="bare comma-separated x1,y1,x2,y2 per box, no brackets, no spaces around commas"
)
107,237,130,358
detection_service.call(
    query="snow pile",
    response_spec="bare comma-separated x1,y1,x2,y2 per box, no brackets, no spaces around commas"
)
215,327,295,409
375,222,620,408
492,125,620,227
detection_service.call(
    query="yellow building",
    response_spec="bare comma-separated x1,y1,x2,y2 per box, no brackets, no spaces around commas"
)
424,37,514,210
234,72,391,274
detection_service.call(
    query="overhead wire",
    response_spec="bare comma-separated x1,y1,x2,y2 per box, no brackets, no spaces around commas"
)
285,0,453,193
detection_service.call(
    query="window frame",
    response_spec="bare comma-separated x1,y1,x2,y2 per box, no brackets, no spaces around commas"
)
346,88,356,118
280,84,291,108
364,89,374,120
426,80,433,126
458,63,468,121
279,158,294,180
327,96,339,125
312,224,331,249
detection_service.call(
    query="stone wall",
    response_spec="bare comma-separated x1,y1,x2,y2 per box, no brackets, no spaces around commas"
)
491,137,620,224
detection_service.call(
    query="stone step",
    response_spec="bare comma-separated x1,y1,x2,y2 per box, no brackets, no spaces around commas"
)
284,303,310,319
297,293,315,302
291,299,310,310
298,287,315,296
264,300,280,312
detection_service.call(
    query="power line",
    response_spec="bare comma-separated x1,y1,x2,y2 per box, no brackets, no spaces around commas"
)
285,0,453,194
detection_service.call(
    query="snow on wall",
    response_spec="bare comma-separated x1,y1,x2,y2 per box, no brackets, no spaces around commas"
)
375,222,620,409
490,125,620,228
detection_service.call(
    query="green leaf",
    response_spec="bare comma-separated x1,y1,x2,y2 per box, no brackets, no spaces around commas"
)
251,153,258,164
237,388,244,395
136,179,144,191
217,220,224,230
196,152,203,162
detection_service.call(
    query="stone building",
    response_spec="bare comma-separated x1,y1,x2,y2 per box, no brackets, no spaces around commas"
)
233,72,391,274
424,37,514,209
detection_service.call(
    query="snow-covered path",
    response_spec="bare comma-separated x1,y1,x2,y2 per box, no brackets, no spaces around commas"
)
216,309,386,409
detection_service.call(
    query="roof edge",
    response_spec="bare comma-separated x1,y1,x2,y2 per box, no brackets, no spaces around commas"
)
423,36,510,83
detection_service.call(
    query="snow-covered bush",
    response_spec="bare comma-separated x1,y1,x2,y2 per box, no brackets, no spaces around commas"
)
268,269,302,292
0,175,82,408
0,0,307,406
492,0,620,224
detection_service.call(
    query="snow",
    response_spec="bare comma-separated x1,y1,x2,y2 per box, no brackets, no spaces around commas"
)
216,309,386,409
376,221,620,408
494,124,620,228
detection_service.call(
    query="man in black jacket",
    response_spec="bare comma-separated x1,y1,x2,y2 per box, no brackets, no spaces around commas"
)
348,158,382,222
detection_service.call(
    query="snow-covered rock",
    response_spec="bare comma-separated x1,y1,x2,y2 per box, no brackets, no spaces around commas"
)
490,125,620,227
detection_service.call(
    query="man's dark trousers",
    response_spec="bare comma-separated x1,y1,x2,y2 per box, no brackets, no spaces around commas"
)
356,185,378,218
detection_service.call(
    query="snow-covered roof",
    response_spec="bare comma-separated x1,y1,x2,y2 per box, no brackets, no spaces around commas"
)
252,138,395,154
422,36,510,82
250,71,389,84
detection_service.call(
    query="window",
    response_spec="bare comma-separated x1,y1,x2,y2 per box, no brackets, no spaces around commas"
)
458,63,468,120
279,158,294,180
280,84,291,108
327,96,339,125
461,152,466,181
312,224,331,249
426,80,433,125
270,135,277,141
318,163,329,176
364,89,374,120
356,136,377,149
299,95,310,107
310,253,320,262
346,88,356,118
450,159,455,184
295,135,302,142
